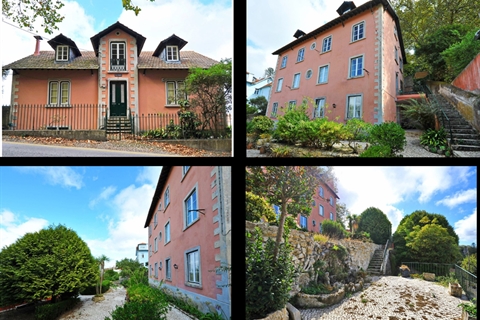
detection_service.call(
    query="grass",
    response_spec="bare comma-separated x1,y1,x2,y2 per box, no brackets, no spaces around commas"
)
313,233,330,245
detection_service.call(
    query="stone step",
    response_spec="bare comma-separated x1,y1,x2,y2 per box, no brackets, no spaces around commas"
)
451,144,480,151
448,138,480,146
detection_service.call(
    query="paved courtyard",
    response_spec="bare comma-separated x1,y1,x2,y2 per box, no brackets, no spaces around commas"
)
300,276,469,320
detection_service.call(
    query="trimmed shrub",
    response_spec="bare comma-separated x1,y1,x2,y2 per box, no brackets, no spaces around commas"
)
104,269,120,281
245,191,277,223
321,220,345,239
357,207,391,244
251,116,274,135
35,298,79,320
80,280,110,295
360,145,392,158
273,104,310,144
367,122,406,156
105,300,167,320
246,227,296,319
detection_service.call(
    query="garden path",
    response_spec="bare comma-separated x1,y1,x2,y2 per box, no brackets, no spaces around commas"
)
300,275,469,320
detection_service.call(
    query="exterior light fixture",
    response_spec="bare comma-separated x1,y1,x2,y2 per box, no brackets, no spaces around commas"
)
174,264,178,269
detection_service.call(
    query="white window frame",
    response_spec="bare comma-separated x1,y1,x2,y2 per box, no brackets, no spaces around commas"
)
185,247,201,286
280,55,288,68
300,215,307,229
164,186,170,209
166,45,179,61
319,205,324,216
272,102,278,117
154,262,158,278
48,81,70,106
296,47,305,62
164,221,171,244
110,42,126,71
317,65,329,84
182,166,190,177
395,46,398,64
165,258,171,280
154,213,158,228
56,45,69,61
166,80,186,105
322,36,332,53
330,196,334,206
319,187,324,197
276,78,283,92
346,94,363,119
184,185,199,229
352,21,365,42
349,55,364,78
288,100,296,111
314,97,325,118
292,73,301,89
330,212,334,220
154,237,158,252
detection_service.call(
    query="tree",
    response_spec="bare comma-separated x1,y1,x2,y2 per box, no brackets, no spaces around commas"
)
115,258,144,278
184,58,232,137
248,96,268,115
245,166,322,262
96,254,110,296
0,224,97,306
245,191,277,223
357,207,392,244
405,223,461,264
264,67,275,80
393,210,459,267
442,28,480,81
461,254,477,276
2,0,157,34
336,202,350,228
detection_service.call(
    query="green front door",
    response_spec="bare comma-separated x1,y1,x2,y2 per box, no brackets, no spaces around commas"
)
110,81,127,116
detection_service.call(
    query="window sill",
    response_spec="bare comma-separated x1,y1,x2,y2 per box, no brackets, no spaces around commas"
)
295,60,304,64
347,75,365,80
349,37,366,44
164,240,171,246
183,217,200,232
185,282,202,289
320,50,331,55
108,70,128,73
316,82,328,86
165,104,181,108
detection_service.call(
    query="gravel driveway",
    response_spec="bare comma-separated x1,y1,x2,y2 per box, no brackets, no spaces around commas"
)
300,276,468,320
59,286,195,320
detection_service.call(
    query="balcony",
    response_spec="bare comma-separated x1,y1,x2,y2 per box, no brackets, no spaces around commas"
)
110,59,126,71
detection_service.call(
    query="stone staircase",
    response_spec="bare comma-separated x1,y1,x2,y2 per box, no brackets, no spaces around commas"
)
106,117,132,134
434,94,480,151
367,246,385,275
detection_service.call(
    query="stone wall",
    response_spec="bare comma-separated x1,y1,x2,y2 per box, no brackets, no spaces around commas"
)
245,221,382,294
330,238,383,271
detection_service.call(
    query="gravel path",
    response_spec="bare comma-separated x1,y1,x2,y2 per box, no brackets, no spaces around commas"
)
299,276,468,320
58,286,195,320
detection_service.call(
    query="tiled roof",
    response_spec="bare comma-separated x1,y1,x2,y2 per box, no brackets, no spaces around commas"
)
3,50,218,70
138,51,218,69
2,51,98,70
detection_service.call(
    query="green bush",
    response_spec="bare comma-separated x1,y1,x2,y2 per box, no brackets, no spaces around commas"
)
367,122,406,156
122,268,148,288
127,283,166,304
246,227,296,319
442,28,480,81
273,104,310,144
360,145,392,157
80,280,111,295
35,298,80,320
246,191,277,223
343,118,373,152
104,270,120,281
401,99,439,130
357,207,392,245
246,120,255,134
321,220,345,239
316,118,344,149
105,300,168,320
420,128,452,156
251,116,274,134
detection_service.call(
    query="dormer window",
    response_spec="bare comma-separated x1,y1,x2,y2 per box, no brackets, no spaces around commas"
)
56,45,69,61
166,46,179,61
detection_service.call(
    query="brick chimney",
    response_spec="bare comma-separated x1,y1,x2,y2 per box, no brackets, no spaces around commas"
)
34,35,43,56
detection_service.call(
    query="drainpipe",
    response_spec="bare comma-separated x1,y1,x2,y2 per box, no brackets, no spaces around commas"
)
33,36,43,56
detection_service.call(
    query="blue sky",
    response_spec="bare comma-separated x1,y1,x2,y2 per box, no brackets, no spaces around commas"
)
0,166,162,268
1,0,232,104
333,166,477,246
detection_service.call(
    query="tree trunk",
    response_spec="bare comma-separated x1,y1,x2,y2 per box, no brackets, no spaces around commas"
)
272,166,289,264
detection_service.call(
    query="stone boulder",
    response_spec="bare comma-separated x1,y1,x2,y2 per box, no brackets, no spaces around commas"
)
448,282,463,297
254,307,289,320
293,288,345,308
286,303,301,320
423,273,435,281
92,295,105,302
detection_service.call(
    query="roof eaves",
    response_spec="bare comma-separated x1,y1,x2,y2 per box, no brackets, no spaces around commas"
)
144,166,172,228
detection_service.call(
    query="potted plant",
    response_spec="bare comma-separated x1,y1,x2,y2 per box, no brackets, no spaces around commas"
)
459,298,476,320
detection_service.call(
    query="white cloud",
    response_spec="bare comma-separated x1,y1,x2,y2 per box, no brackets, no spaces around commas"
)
247,0,370,77
136,167,162,185
118,0,232,61
0,210,49,248
333,166,474,233
85,169,158,267
15,166,84,189
89,185,117,208
454,208,477,245
436,188,477,208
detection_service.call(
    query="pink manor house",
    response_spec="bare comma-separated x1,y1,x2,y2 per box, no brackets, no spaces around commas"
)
144,166,231,318
267,0,407,125
2,21,218,131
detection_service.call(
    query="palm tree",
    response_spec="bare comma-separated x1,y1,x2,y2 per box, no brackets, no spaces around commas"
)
96,254,110,295
347,214,359,236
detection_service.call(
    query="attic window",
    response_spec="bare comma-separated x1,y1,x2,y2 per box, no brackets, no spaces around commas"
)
166,46,179,61
56,45,69,61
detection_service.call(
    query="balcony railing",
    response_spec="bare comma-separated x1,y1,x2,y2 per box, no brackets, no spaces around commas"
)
110,59,126,71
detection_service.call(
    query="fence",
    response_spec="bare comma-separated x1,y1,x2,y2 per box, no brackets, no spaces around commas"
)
455,265,477,301
401,262,454,277
4,104,106,131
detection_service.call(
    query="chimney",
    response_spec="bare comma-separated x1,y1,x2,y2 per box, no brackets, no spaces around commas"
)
34,35,43,56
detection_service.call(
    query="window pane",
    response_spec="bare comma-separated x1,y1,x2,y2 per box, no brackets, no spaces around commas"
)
186,190,197,225
61,82,69,104
167,82,175,104
50,82,58,104
277,78,283,91
120,84,125,103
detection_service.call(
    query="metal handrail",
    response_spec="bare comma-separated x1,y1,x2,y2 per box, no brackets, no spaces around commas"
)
380,238,390,274
422,84,454,146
